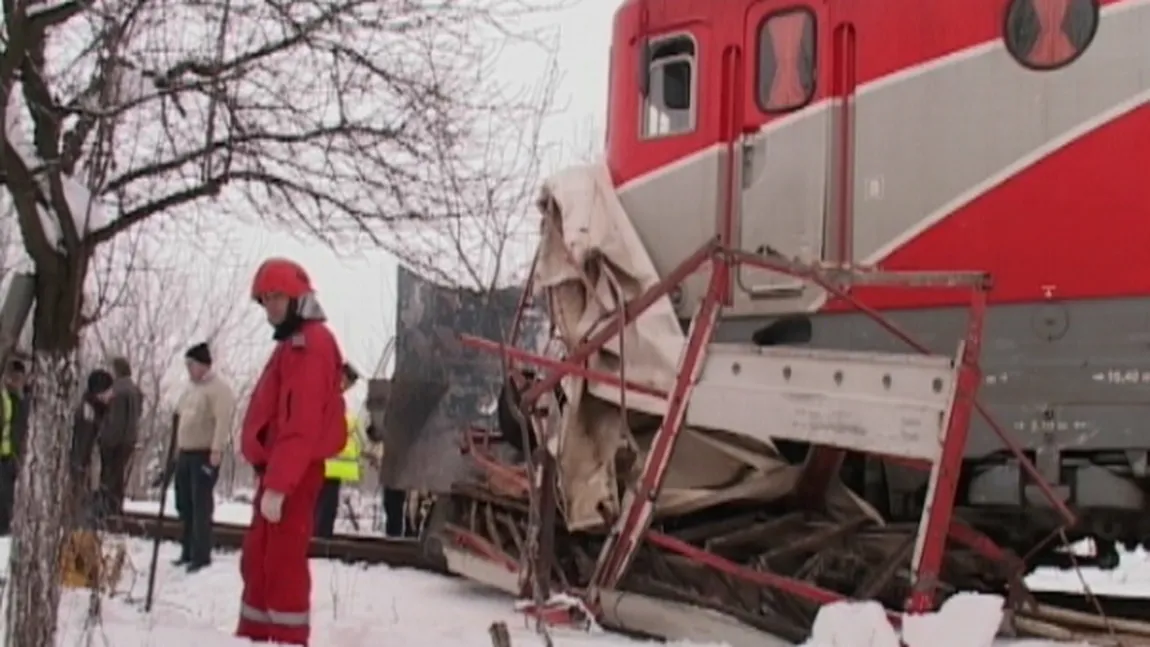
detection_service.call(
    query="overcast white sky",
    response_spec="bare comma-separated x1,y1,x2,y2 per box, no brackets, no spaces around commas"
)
222,0,613,409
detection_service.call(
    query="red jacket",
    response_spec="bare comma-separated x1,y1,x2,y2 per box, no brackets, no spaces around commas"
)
241,320,346,494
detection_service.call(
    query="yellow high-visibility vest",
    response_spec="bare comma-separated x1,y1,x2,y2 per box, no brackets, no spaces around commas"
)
0,391,12,458
324,412,361,482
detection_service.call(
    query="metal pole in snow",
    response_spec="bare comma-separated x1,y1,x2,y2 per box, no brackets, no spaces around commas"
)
144,413,180,613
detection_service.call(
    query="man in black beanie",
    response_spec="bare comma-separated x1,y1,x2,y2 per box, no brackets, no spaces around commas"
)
172,342,236,571
185,342,212,368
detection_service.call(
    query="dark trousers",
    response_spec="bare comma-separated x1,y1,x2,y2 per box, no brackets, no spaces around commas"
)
174,450,218,565
0,458,15,535
98,443,134,515
383,487,409,537
314,479,341,538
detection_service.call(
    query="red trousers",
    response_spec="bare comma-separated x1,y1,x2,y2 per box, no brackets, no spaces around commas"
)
235,462,324,646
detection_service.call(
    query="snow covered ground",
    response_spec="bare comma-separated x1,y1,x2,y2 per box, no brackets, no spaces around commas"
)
0,534,649,647
0,494,1138,646
1025,541,1150,598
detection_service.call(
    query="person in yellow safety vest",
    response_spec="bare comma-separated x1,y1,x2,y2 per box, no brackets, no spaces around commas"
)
313,362,363,538
0,359,29,537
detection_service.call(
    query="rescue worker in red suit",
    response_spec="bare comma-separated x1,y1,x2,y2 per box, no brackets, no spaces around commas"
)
236,258,346,646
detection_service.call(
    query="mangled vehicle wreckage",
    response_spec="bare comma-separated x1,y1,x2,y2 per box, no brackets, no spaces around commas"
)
375,164,1124,645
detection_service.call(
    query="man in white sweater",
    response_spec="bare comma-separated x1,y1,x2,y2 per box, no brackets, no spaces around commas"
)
173,342,237,572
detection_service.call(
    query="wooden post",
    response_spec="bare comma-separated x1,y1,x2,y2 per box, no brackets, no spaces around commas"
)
488,621,512,647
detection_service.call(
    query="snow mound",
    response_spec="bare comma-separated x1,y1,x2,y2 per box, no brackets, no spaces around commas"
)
903,593,1003,647
804,599,900,647
803,593,1004,647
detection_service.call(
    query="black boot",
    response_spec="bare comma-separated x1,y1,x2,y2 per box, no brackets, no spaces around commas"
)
186,559,211,573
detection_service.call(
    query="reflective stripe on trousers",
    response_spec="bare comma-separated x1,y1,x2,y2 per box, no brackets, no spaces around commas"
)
239,602,309,627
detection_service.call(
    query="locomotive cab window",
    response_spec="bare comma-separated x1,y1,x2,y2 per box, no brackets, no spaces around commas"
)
757,8,817,113
642,35,696,138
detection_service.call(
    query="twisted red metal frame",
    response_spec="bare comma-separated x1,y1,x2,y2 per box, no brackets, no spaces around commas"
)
455,236,1075,625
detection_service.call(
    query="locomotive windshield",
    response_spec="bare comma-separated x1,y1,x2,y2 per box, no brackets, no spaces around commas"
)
643,35,696,137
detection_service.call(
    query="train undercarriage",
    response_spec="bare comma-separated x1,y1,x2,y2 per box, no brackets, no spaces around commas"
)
436,450,1150,645
717,294,1150,573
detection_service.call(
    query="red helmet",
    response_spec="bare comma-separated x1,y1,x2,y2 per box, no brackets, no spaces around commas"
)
251,258,312,301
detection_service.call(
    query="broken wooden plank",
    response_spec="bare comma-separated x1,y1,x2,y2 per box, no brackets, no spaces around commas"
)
704,513,805,555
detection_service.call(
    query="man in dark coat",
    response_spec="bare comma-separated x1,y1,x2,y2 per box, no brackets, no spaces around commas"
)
0,359,29,535
97,356,143,515
70,369,114,521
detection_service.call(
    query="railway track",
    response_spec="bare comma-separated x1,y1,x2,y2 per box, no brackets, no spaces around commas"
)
1031,590,1150,622
104,512,446,573
1015,591,1150,646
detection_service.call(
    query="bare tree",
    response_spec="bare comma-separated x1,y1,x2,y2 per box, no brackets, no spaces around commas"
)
399,58,559,291
567,115,605,165
0,0,560,642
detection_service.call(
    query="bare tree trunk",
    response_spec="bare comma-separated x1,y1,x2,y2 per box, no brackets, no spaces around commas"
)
6,353,76,647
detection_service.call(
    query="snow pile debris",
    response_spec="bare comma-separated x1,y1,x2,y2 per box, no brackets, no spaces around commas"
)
803,600,900,647
804,593,1011,647
902,593,1004,647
